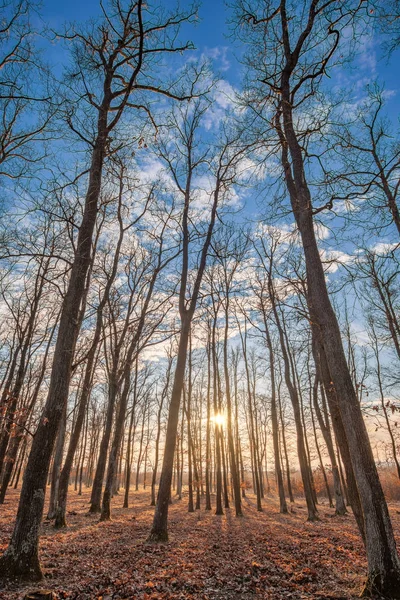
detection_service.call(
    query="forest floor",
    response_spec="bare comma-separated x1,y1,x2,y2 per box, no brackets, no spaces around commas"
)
0,487,399,600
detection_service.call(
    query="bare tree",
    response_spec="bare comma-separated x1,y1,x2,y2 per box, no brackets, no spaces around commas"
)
212,232,245,517
100,213,177,521
333,84,400,237
0,0,53,181
149,100,248,541
236,313,263,512
368,319,400,479
150,351,172,506
235,1,400,594
0,0,197,580
53,161,146,527
250,267,288,513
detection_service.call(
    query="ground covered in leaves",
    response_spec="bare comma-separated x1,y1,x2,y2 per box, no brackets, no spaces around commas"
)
0,487,399,599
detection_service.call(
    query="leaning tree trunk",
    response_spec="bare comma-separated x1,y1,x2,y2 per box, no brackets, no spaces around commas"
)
279,87,400,594
0,121,108,580
315,338,365,542
312,371,346,515
149,317,191,540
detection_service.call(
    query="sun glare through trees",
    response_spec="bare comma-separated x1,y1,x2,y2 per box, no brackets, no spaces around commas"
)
211,414,226,428
0,0,400,598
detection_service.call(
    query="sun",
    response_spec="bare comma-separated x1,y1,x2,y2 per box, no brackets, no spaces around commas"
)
212,413,226,427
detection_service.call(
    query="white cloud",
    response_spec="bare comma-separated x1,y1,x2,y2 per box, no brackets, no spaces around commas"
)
315,222,331,241
202,46,231,72
137,156,173,188
370,242,399,255
203,80,240,131
320,249,353,273
255,222,299,246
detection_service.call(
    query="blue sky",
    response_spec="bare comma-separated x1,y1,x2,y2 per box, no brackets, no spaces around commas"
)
3,1,399,438
37,0,400,256
41,0,235,78
42,0,229,45
39,0,400,122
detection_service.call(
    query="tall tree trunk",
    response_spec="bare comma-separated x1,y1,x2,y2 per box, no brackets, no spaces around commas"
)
186,341,194,513
211,317,224,516
151,358,168,506
262,311,287,513
101,258,161,520
78,409,89,496
89,372,117,513
221,432,230,509
148,127,226,540
205,338,212,511
270,293,317,520
135,407,146,492
309,388,332,508
54,366,96,527
277,58,400,588
123,403,137,509
0,112,109,578
312,372,346,515
278,387,294,504
149,317,191,540
47,405,67,519
100,372,132,521
223,303,242,516
315,339,365,540
240,324,262,512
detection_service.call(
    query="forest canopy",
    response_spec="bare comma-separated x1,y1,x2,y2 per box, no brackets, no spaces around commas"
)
0,0,400,598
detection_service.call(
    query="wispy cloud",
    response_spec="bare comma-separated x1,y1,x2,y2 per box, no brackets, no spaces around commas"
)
202,46,231,72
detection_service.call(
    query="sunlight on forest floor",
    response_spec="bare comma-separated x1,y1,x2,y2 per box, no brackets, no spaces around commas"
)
0,488,399,599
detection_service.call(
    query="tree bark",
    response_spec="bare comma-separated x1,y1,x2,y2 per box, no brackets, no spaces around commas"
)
222,304,242,516
149,316,191,540
269,281,317,521
312,372,346,515
278,80,400,590
0,125,107,579
47,406,67,520
262,312,287,513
